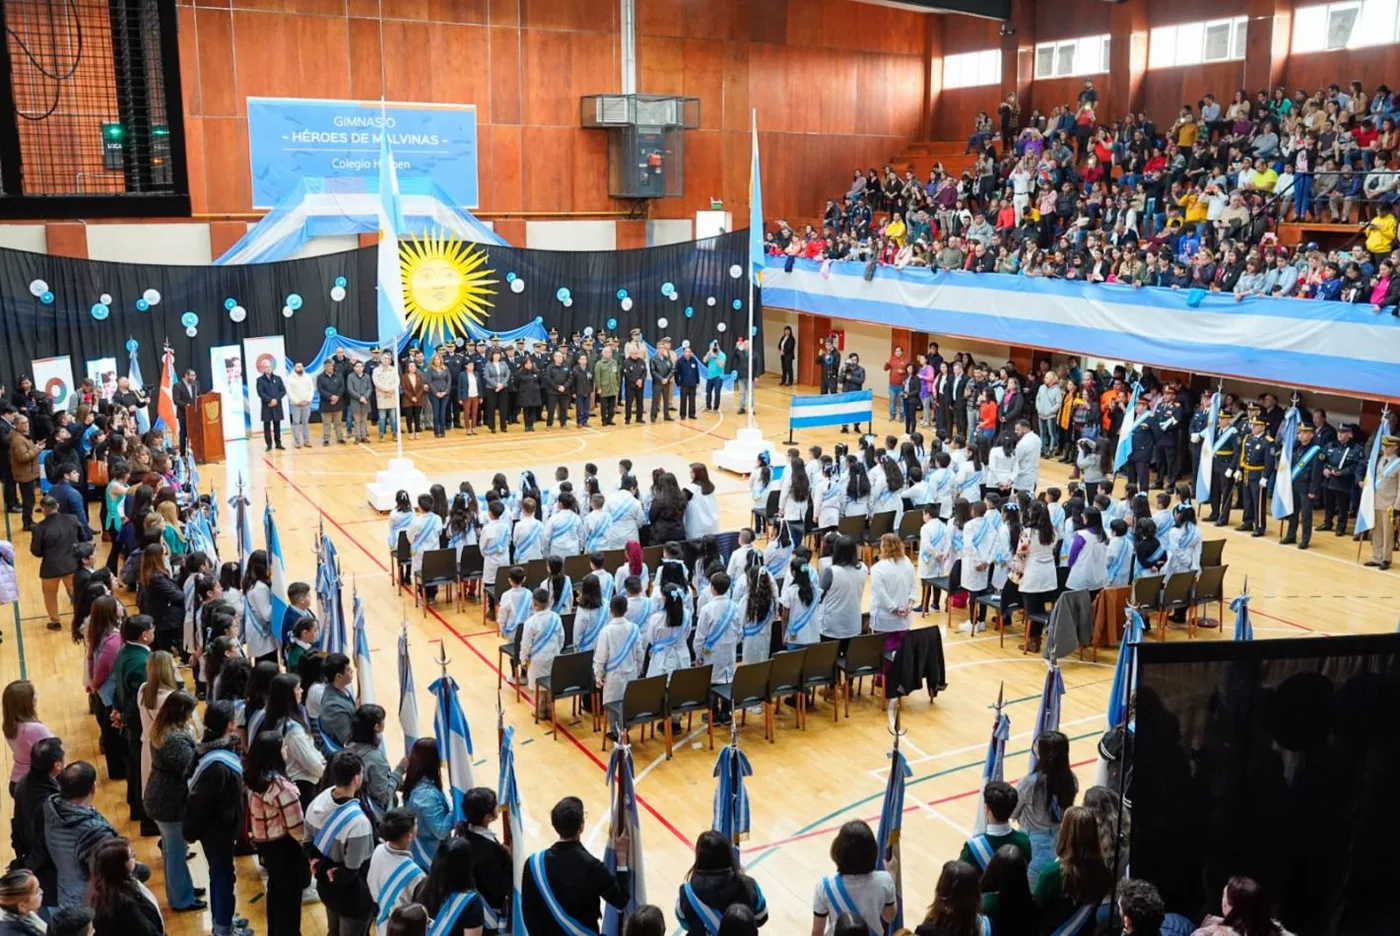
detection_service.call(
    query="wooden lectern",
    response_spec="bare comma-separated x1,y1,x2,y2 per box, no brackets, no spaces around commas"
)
187,392,225,464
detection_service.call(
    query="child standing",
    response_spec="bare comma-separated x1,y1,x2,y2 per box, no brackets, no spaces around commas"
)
593,594,645,742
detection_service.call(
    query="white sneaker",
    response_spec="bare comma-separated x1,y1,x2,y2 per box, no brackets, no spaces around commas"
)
301,884,321,904
745,705,765,716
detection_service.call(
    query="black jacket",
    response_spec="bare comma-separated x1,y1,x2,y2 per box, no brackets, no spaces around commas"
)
840,363,865,392
621,358,648,392
459,827,512,913
316,370,346,404
1290,440,1325,500
568,365,594,400
29,513,86,578
543,363,571,398
172,379,200,411
183,736,245,843
138,572,185,636
256,373,287,421
144,730,195,823
11,769,59,902
515,369,543,408
521,840,630,936
93,893,164,936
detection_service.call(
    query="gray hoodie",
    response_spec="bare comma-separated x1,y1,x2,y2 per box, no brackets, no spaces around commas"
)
43,794,118,908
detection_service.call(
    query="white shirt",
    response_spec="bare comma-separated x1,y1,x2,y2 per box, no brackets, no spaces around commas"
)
869,557,917,633
603,490,647,549
684,485,721,539
812,870,897,936
1013,431,1042,492
285,370,315,406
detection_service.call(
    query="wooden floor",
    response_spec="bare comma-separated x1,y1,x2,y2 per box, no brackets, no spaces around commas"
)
2,382,1396,936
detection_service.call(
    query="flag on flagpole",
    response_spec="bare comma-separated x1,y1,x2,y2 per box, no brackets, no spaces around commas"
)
498,725,527,936
377,130,407,346
712,741,752,860
127,341,150,434
1028,662,1066,772
1107,608,1145,728
397,629,420,751
876,741,912,933
353,591,375,705
1195,390,1221,503
748,117,764,288
318,532,347,656
1231,589,1253,641
1354,424,1386,536
208,485,220,535
229,484,253,573
430,674,474,822
1271,406,1300,520
264,502,290,640
155,344,178,434
602,744,647,936
184,452,200,495
971,698,1010,835
1113,382,1144,472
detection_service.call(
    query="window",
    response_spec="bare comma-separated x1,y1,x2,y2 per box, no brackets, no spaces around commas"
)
943,49,1002,90
1032,35,1111,79
1292,0,1400,52
1149,17,1248,68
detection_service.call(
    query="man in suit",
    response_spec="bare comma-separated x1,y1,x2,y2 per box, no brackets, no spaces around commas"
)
256,360,287,452
521,796,630,936
172,368,200,454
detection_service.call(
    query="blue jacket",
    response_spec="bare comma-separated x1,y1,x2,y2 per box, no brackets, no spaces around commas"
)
49,481,92,537
675,354,702,388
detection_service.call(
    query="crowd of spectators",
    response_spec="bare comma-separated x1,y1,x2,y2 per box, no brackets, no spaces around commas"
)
768,80,1400,311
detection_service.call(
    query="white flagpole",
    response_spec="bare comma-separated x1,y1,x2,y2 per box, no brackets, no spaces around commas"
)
748,108,757,432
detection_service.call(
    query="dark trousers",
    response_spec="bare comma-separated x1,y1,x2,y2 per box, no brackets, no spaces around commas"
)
483,389,507,431
177,414,189,454
575,395,592,426
263,419,282,449
523,406,540,430
1129,457,1151,492
650,381,673,420
903,398,918,435
1323,487,1352,531
780,357,794,385
545,395,568,427
600,395,617,425
405,406,423,433
430,395,448,435
202,835,236,930
257,836,307,936
1154,445,1179,487
17,479,35,529
679,386,698,418
125,735,146,820
705,377,723,410
1284,495,1314,543
94,697,128,780
624,386,644,423
1210,472,1236,523
1241,474,1266,531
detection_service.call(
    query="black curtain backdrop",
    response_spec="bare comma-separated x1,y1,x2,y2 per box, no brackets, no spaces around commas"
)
0,231,762,389
1130,635,1400,936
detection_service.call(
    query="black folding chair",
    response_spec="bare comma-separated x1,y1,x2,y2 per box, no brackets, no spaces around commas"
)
710,661,773,743
1188,564,1229,633
798,639,841,724
1200,539,1226,568
837,633,887,717
664,664,714,755
535,651,598,739
603,675,668,751
414,549,458,615
563,554,592,584
765,649,807,734
898,510,923,543
457,545,484,612
1157,571,1198,638
393,532,411,590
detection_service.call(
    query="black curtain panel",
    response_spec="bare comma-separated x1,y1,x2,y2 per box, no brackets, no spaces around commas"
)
0,231,762,390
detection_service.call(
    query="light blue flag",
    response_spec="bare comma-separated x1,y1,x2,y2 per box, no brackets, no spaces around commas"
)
749,119,764,287
712,743,752,860
1231,590,1253,641
875,746,912,934
209,485,220,536
602,745,647,936
498,726,527,936
430,675,475,822
1113,382,1143,472
377,131,407,346
971,704,1010,835
1028,662,1066,772
1271,407,1299,520
228,489,253,573
127,342,150,434
264,503,290,639
1107,608,1145,728
185,452,200,494
1195,391,1221,503
318,533,348,656
397,629,419,751
353,593,375,706
1354,425,1386,536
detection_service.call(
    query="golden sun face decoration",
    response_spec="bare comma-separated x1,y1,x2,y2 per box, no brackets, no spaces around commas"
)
400,230,498,347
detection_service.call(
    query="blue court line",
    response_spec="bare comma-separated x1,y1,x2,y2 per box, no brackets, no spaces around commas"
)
3,508,24,680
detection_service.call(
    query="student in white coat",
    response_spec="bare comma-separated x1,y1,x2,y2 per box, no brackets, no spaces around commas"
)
818,536,866,643
602,480,647,550
778,551,823,648
571,574,608,653
749,453,774,530
407,493,446,581
762,519,795,589
520,589,564,711
869,534,917,636
726,529,759,584
815,459,842,535
842,459,872,518
779,457,813,542
644,585,693,678
738,563,777,665
511,497,545,564
915,503,954,614
592,594,645,741
869,459,904,522
986,433,1017,501
616,541,651,600
1163,503,1202,623
541,493,584,558
496,567,532,684
684,463,721,540
1105,518,1134,588
694,572,740,724
959,503,995,631
928,452,957,520
479,500,512,618
1064,507,1110,595
1016,503,1062,650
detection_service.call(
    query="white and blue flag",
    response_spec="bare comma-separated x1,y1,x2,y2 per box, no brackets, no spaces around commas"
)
430,674,475,822
377,131,407,346
264,502,290,638
1113,382,1144,473
318,532,347,656
1029,662,1065,772
971,697,1009,835
602,744,646,936
1195,390,1221,503
712,742,753,859
1271,407,1300,520
1107,607,1145,728
498,726,527,936
127,341,150,434
875,739,911,933
229,486,253,573
788,389,873,430
397,629,420,751
353,592,375,706
1231,586,1253,641
1355,424,1387,537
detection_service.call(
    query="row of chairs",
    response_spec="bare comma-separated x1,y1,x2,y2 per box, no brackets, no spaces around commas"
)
506,632,894,758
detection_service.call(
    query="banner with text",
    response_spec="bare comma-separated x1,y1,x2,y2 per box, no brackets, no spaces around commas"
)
247,97,479,209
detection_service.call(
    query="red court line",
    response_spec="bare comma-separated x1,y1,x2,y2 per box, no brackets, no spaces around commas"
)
265,459,696,851
745,757,1098,854
1249,606,1319,633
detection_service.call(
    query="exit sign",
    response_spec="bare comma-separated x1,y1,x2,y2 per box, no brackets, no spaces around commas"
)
100,123,169,170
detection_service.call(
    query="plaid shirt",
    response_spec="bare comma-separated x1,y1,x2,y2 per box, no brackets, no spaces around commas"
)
247,774,305,843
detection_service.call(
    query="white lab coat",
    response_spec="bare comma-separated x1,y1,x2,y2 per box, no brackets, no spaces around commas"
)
572,605,606,652
1163,522,1202,576
684,485,721,539
739,598,777,664
644,601,693,677
1018,534,1059,594
1013,432,1041,492
592,618,645,705
869,557,917,633
816,475,842,528
542,510,584,558
695,597,741,684
512,517,545,564
960,516,994,592
602,491,646,549
497,586,532,639
916,519,954,580
1064,529,1109,592
480,518,512,590
778,569,823,646
520,609,564,687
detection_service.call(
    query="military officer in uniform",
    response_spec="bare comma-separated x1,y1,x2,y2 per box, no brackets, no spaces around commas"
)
1188,393,1213,487
1281,420,1325,548
1364,435,1400,570
1237,416,1275,536
1209,410,1244,526
1151,384,1186,489
1320,423,1363,536
1127,396,1155,493
444,342,465,429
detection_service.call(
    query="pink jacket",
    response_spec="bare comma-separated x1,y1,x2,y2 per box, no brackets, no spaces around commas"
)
88,629,122,694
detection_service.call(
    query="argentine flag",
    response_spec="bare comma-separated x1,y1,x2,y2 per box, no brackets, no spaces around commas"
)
353,593,375,706
1107,607,1145,728
749,117,764,288
263,503,290,638
876,741,912,932
498,726,528,936
712,742,753,859
377,131,407,346
602,745,647,936
127,342,150,433
1231,590,1253,641
1355,426,1386,536
1195,391,1221,503
1113,382,1143,473
397,629,420,751
1028,662,1065,772
1271,407,1300,520
430,674,475,822
971,703,1010,835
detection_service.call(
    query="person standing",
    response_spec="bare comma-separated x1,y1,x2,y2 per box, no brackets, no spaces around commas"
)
318,358,347,446
113,615,156,835
0,403,18,516
285,363,315,450
1365,434,1400,570
304,752,376,936
777,326,796,386
245,730,311,936
426,354,452,439
172,369,200,455
568,354,594,429
143,691,205,912
621,349,648,426
521,796,631,936
543,351,571,430
29,495,88,631
400,362,426,441
346,361,372,444
1281,421,1324,549
457,359,482,436
702,341,727,412
838,353,866,435
649,340,675,422
732,337,753,416
883,345,908,422
256,361,287,452
514,358,544,433
184,700,246,936
593,348,620,427
1321,423,1362,535
674,346,701,420
817,339,840,395
374,352,401,441
8,414,40,531
1237,416,1275,537
482,351,511,434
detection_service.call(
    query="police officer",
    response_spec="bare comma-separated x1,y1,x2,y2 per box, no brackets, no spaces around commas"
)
1126,396,1155,493
1320,423,1363,536
543,350,571,429
621,348,648,425
1188,393,1212,486
1365,435,1400,570
1151,384,1186,489
1281,420,1325,549
1209,410,1243,526
817,338,841,394
1237,416,1275,536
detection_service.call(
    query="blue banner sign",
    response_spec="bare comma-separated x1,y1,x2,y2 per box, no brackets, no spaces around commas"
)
247,97,479,209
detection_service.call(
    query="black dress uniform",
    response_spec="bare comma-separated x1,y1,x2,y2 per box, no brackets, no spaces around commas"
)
1320,427,1363,535
1237,419,1276,536
543,358,571,428
445,349,465,428
520,839,630,936
620,356,648,424
1127,403,1155,492
1281,425,1325,548
1209,414,1244,526
1150,394,1186,489
1188,403,1211,489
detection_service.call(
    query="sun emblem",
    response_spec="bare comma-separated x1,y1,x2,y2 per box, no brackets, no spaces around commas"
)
400,230,498,347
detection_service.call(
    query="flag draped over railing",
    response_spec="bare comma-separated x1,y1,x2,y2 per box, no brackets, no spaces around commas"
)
431,667,474,823
264,500,290,640
876,708,911,935
602,744,646,936
1271,406,1300,520
1107,607,1145,728
498,725,527,936
971,686,1009,835
398,627,420,751
1195,390,1221,504
1029,662,1065,772
353,590,375,705
712,732,752,860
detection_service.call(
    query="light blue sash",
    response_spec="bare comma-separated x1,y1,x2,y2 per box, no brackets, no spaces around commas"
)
969,518,992,552
247,707,266,740
575,609,605,651
187,747,242,790
411,514,444,553
313,798,367,855
528,852,598,936
741,602,775,639
426,891,480,936
704,601,740,653
604,623,641,673
1379,456,1400,483
514,522,543,559
1292,444,1322,479
552,577,574,613
651,623,686,653
1212,425,1239,453
388,511,413,549
764,545,792,580
958,469,982,494
375,854,426,926
597,572,615,608
920,523,947,565
681,882,723,935
483,524,510,559
317,718,345,754
785,595,818,644
625,596,650,626
821,876,880,936
529,612,562,656
1049,503,1065,531
585,513,612,553
966,834,994,870
1107,539,1131,583
547,513,578,552
822,479,841,505
1050,903,1097,936
501,590,531,638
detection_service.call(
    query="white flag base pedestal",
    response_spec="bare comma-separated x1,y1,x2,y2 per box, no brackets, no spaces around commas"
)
712,426,776,476
365,457,430,511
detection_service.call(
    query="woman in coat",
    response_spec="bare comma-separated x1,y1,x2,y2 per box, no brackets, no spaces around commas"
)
514,358,544,432
457,359,482,436
401,361,426,440
143,691,203,912
136,544,184,655
88,838,164,936
426,353,452,439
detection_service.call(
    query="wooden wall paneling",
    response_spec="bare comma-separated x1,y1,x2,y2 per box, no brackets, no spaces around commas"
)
520,0,616,33
492,218,526,246
201,117,252,213
185,117,208,216
638,36,685,97
924,15,943,142
1246,0,1292,94
722,41,751,133
232,12,352,114
569,129,613,213
679,131,724,219
427,0,491,24
941,12,1000,55
487,0,521,28
813,51,858,136
520,126,572,211
680,40,727,132
638,0,684,39
383,22,491,105
571,31,621,110
347,17,386,100
177,5,201,116
1285,46,1400,99
481,123,525,212
208,221,246,259
681,0,745,43
797,314,818,385
193,8,237,117
1147,0,1248,26
855,54,893,138
936,88,1001,142
44,222,88,258
347,0,380,16
748,0,787,44
521,30,577,126
1034,0,1110,43
489,26,523,124
1108,0,1147,119
616,219,647,249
